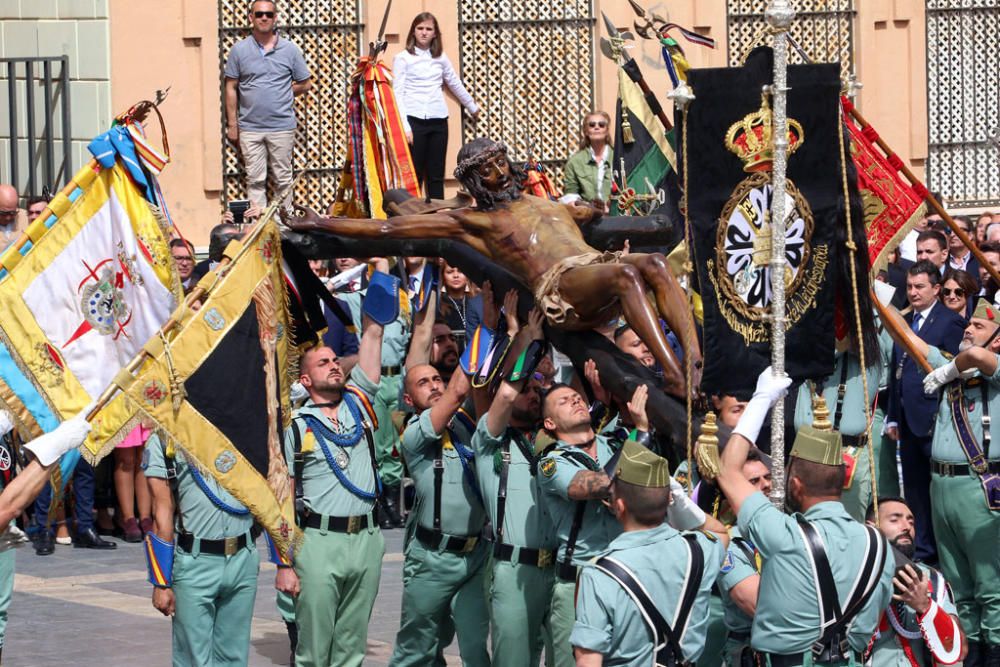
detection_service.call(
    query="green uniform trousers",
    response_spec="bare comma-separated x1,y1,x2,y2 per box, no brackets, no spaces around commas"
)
294,525,385,667
700,594,728,667
931,472,1000,643
723,635,753,667
842,409,898,522
374,375,404,486
390,536,490,666
0,549,13,649
550,578,576,667
872,408,900,498
490,559,555,667
172,546,259,667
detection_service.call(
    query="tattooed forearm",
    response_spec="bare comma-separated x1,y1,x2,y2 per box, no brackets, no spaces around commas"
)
568,471,611,500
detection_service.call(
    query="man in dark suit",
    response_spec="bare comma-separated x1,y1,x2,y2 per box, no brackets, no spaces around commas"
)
944,216,981,288
886,260,966,563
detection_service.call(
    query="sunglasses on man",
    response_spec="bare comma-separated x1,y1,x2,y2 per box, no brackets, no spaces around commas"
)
253,11,275,18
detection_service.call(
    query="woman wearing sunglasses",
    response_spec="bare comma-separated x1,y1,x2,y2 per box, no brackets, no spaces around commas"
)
561,111,613,213
940,269,977,319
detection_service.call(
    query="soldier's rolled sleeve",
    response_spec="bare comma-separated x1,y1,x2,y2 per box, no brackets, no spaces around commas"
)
718,544,757,593
570,569,613,654
282,424,297,478
472,414,504,454
538,452,580,500
142,433,168,480
989,353,1000,385
401,409,440,457
347,365,379,400
737,491,795,559
926,346,950,370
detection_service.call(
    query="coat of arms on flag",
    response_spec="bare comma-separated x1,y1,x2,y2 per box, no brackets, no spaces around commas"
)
111,218,299,556
0,115,180,461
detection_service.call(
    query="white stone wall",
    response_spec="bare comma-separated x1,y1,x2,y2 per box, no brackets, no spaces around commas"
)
0,0,111,196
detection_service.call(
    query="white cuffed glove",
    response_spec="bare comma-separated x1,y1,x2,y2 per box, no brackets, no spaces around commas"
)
923,361,977,395
290,381,309,405
0,410,13,438
733,366,792,445
666,476,706,530
23,405,94,467
872,280,896,309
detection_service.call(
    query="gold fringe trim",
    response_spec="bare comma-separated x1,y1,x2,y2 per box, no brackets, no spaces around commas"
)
79,404,145,466
0,323,64,422
868,202,928,277
253,280,292,506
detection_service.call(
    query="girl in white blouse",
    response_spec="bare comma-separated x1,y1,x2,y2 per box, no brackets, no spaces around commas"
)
393,13,480,200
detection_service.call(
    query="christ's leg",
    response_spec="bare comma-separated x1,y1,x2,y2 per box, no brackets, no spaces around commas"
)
620,253,702,364
559,263,686,396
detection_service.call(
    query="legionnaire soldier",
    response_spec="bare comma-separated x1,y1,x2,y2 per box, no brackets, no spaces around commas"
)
276,267,395,667
571,438,728,667
915,297,1000,667
389,364,489,666
717,367,895,667
145,432,262,666
866,497,965,667
470,307,556,666
539,383,708,667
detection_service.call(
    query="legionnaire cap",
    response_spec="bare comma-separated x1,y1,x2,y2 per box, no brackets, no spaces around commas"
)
972,298,999,323
789,395,843,466
605,439,669,488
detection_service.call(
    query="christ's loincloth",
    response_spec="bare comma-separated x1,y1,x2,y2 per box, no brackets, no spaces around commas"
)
533,250,622,327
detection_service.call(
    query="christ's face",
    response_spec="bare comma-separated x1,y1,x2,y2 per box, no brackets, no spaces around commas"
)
476,153,513,193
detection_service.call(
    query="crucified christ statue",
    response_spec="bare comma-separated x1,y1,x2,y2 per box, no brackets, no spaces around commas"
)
287,137,701,396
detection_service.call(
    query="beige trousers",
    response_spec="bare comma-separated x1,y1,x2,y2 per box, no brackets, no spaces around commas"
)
239,129,295,209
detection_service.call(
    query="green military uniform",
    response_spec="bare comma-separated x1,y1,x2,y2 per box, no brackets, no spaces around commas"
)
794,324,895,520
390,408,489,666
738,486,894,665
717,527,760,667
869,563,958,667
472,414,556,667
0,463,14,657
538,435,623,667
342,290,409,486
571,439,725,665
285,365,384,667
144,434,260,667
925,344,1000,647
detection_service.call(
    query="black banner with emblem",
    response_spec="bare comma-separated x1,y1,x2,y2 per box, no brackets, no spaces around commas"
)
680,47,845,397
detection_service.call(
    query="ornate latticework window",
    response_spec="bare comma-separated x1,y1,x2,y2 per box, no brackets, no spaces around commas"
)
926,0,1000,208
457,0,595,189
218,0,362,210
726,0,856,77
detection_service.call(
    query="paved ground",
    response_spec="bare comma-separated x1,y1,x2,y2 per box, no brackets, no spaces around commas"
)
5,528,461,666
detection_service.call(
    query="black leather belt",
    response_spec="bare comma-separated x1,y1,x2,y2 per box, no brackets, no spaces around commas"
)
382,365,402,377
932,460,1000,477
177,526,260,556
728,630,751,642
768,652,860,667
415,524,479,553
492,542,554,568
841,433,868,448
876,388,889,413
301,511,377,534
556,559,578,582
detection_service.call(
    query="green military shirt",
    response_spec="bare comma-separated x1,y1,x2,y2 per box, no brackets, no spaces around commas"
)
144,433,255,539
571,524,725,664
471,414,556,550
537,436,622,565
737,492,895,655
869,564,958,667
794,325,893,436
718,527,759,634
283,365,380,517
927,345,1000,463
401,409,485,536
341,290,410,367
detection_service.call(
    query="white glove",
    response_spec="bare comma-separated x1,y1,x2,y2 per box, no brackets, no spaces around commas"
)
872,280,896,309
666,476,706,531
923,361,977,395
23,405,94,467
733,366,792,445
290,381,309,405
0,410,13,438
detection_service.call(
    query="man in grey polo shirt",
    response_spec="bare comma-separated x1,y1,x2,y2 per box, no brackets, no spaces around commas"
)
224,0,311,210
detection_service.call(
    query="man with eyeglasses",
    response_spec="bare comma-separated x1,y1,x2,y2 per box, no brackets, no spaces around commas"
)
224,0,312,211
947,215,981,286
169,239,196,291
0,184,24,251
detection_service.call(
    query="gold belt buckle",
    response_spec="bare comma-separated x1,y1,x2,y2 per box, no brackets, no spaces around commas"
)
971,457,988,476
347,515,362,534
462,537,478,553
224,536,239,556
537,549,554,568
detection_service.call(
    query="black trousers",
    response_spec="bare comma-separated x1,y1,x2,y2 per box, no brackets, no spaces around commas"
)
900,420,937,563
408,116,448,200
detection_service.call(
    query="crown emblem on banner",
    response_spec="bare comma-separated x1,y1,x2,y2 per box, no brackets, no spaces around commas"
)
724,94,804,173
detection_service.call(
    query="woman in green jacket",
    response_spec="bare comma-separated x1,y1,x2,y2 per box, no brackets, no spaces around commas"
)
561,110,613,212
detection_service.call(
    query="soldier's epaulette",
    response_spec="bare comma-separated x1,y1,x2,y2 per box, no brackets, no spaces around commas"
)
344,385,378,429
